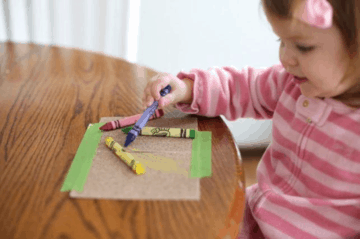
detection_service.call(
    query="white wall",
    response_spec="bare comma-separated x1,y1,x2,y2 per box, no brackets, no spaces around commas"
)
0,0,133,60
0,0,280,148
137,0,280,148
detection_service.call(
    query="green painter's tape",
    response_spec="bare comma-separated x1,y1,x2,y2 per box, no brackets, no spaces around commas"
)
61,122,105,192
190,131,212,178
189,130,196,139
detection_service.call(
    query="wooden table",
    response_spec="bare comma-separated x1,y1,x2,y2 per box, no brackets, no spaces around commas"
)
0,42,245,239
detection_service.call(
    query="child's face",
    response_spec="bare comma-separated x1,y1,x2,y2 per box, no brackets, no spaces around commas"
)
265,11,357,99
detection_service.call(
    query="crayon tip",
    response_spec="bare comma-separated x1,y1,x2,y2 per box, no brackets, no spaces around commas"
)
124,132,136,147
124,141,130,148
134,162,146,175
124,136,131,147
99,123,112,131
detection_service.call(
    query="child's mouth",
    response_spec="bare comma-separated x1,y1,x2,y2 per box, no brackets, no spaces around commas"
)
294,76,308,84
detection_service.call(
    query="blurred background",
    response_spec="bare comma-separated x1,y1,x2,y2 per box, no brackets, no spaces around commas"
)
0,0,281,150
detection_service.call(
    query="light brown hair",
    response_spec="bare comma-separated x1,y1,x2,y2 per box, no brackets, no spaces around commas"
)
261,0,360,108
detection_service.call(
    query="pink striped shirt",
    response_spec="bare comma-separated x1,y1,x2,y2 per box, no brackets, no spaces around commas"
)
175,64,360,238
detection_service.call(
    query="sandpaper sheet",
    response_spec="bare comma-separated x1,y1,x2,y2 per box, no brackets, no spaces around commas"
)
70,113,200,200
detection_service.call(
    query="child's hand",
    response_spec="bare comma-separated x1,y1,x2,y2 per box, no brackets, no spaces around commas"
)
142,73,193,109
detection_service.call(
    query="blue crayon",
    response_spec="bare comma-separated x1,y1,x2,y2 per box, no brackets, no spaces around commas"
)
124,84,171,147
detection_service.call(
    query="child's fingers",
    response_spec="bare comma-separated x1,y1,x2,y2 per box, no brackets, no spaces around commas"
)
156,81,172,99
146,95,154,107
142,92,151,108
141,94,147,106
142,79,158,106
150,80,163,100
143,85,151,96
151,77,171,100
158,94,174,109
142,83,151,106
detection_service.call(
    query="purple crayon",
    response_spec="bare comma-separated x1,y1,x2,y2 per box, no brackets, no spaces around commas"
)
124,84,171,148
99,109,164,131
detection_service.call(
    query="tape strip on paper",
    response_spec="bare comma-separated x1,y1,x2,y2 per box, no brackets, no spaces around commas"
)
61,123,105,192
190,131,212,178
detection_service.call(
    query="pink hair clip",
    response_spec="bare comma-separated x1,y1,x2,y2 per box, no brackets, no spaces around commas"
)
295,0,333,29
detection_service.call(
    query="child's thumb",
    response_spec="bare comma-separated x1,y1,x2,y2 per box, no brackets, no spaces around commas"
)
158,94,175,108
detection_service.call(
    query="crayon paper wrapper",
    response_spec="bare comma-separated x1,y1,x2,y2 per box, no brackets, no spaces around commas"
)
70,112,200,200
141,127,193,138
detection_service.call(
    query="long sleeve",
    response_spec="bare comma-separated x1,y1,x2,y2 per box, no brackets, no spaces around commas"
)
175,63,292,121
175,63,360,238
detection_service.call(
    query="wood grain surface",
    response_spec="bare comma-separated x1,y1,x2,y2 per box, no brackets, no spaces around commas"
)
0,42,245,239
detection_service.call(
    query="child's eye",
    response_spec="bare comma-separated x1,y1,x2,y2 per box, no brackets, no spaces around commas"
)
277,38,315,53
296,45,315,53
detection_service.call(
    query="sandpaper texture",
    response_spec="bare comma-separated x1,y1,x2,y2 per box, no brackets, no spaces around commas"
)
70,113,200,200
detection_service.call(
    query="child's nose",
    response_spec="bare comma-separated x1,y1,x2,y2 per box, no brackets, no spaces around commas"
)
280,49,298,68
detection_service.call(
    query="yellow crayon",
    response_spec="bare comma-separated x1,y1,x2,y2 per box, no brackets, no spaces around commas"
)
122,126,196,139
105,137,146,175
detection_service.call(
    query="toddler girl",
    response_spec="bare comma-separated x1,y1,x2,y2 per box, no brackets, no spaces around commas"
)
142,0,360,238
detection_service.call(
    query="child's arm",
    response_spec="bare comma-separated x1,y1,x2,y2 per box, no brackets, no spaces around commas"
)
174,64,292,121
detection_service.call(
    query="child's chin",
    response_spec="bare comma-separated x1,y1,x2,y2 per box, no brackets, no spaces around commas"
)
300,89,317,98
